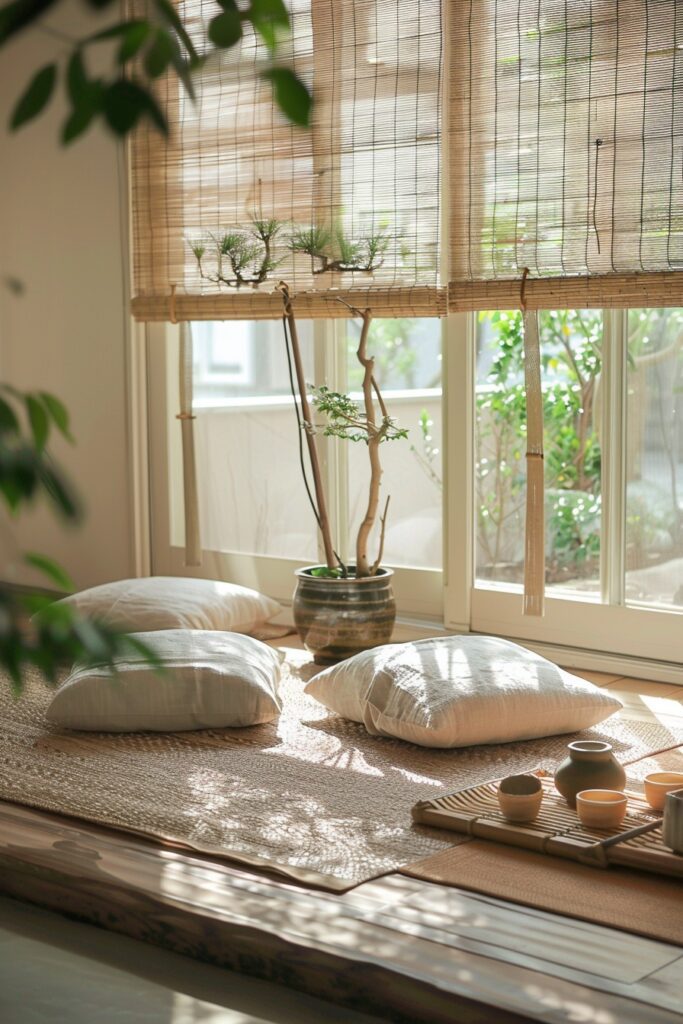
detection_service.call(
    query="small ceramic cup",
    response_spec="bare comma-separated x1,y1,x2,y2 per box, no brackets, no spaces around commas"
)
644,772,683,812
662,788,683,854
576,789,628,830
497,774,543,823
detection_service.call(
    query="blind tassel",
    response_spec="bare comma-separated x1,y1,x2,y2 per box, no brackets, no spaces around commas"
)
177,317,202,568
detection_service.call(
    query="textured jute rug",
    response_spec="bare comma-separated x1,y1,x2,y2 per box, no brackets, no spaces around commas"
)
1,646,681,890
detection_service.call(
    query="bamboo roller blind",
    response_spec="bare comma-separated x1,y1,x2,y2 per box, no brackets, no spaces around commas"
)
449,0,683,310
131,0,444,321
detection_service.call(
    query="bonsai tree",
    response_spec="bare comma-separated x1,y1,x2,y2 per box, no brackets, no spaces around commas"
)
279,283,407,578
190,217,284,288
289,225,389,275
190,221,391,289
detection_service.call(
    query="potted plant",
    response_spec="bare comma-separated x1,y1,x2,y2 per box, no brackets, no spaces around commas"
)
189,224,408,663
278,283,408,663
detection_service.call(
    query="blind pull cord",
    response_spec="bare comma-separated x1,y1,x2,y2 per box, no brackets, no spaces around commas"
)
521,268,545,617
171,287,202,568
593,138,604,256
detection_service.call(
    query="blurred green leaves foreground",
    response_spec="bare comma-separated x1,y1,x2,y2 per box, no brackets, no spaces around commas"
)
0,0,311,692
0,387,157,693
2,0,312,143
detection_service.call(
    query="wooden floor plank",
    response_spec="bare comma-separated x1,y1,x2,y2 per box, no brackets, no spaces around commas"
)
353,876,678,984
606,678,683,700
565,669,624,687
596,686,683,740
646,958,683,1004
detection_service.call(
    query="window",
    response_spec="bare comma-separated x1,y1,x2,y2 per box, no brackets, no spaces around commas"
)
149,305,683,666
345,318,442,571
475,310,602,595
149,316,443,612
192,320,314,402
468,307,683,666
140,2,683,674
625,309,683,610
190,321,318,563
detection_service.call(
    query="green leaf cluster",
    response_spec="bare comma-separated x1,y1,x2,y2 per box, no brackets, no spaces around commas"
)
4,0,313,143
0,384,159,693
310,384,408,446
191,216,284,288
0,387,78,517
289,225,390,274
192,220,394,290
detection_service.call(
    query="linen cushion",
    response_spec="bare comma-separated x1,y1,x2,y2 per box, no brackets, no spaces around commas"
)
305,635,623,748
57,576,281,635
47,630,283,732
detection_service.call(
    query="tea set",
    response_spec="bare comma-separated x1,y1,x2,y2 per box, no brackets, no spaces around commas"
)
497,739,683,852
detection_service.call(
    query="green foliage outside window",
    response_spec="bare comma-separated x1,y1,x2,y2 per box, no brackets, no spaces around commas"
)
476,309,603,583
477,308,683,584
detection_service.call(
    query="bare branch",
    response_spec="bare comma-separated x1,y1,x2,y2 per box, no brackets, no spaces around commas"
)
371,375,389,418
355,309,382,577
370,495,391,576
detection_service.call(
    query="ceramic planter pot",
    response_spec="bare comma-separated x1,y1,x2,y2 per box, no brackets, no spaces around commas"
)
293,566,395,664
554,740,626,808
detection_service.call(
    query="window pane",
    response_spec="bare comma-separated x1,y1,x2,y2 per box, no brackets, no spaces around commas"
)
186,321,318,561
193,320,308,401
626,309,683,609
475,310,602,593
345,318,442,570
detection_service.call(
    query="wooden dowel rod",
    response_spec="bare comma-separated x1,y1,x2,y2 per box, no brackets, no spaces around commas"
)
280,285,337,570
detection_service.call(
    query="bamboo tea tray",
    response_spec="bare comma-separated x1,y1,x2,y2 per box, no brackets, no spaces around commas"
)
413,773,683,880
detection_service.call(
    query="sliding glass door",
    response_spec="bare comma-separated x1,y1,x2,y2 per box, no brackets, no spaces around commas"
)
465,308,683,665
147,305,682,665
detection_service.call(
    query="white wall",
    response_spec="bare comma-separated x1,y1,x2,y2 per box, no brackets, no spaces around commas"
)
0,5,136,589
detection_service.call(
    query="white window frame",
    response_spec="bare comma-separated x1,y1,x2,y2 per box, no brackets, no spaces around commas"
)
146,306,682,679
445,308,683,676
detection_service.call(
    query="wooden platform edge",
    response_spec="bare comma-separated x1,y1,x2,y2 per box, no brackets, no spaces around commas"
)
1,800,682,1024
0,850,532,1023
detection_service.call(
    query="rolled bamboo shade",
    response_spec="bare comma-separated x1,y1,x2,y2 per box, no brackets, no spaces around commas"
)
131,0,443,321
449,0,683,310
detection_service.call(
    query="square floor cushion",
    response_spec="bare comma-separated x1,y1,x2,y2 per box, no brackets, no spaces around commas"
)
56,576,281,636
47,630,283,732
305,635,623,748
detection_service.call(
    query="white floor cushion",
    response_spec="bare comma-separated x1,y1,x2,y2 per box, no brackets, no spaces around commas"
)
305,635,623,748
47,630,283,732
57,576,281,636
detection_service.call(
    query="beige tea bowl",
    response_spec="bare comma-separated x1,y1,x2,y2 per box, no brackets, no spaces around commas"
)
644,772,683,812
576,789,628,830
497,774,543,823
